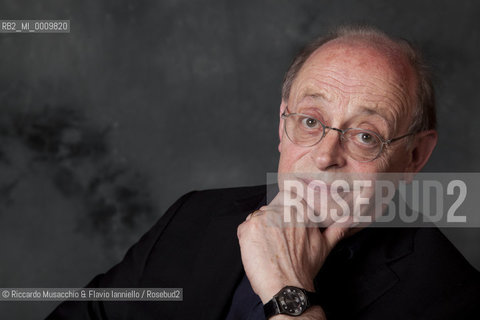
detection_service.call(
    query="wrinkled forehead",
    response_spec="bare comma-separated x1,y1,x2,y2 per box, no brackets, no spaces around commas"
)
290,37,418,126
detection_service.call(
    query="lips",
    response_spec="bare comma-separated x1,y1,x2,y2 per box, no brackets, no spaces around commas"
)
298,177,352,194
299,178,331,192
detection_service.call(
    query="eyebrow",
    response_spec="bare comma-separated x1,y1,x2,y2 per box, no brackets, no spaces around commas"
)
292,93,330,114
355,105,393,128
297,92,330,104
295,93,394,131
298,93,390,117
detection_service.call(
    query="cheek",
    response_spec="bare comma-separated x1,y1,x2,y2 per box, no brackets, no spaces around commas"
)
278,150,297,173
348,161,384,174
278,143,309,173
378,147,410,172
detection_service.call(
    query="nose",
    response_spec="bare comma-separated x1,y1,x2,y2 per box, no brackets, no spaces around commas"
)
309,129,347,170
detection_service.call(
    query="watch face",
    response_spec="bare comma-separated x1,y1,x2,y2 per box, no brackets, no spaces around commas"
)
276,286,308,316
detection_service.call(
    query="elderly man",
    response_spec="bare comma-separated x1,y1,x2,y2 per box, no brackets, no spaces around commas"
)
47,26,479,320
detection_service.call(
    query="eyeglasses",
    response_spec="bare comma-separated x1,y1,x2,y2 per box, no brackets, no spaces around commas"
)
281,108,416,162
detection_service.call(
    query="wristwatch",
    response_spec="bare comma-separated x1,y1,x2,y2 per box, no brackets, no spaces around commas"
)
263,286,320,318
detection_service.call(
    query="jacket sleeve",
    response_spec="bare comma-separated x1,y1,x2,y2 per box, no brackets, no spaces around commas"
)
45,191,196,320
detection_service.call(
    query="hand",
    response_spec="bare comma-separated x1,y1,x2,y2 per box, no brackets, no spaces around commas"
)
237,190,352,304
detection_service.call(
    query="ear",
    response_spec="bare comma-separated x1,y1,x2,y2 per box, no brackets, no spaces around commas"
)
278,100,288,153
404,129,438,174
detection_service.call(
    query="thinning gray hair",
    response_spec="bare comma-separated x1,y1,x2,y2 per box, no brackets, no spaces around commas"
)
281,25,436,133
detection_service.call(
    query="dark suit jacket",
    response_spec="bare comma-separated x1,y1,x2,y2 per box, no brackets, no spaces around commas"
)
47,185,480,319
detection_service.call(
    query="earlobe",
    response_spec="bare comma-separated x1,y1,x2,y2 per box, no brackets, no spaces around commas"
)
405,130,438,173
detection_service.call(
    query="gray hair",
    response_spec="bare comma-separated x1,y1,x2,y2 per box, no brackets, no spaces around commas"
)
281,25,437,133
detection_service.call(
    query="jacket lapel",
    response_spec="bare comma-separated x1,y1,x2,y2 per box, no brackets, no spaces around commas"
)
340,262,399,316
316,227,415,318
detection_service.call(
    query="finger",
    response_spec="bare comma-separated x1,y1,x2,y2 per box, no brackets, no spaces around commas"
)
271,190,305,207
270,191,311,225
252,210,264,217
246,209,265,221
322,216,354,252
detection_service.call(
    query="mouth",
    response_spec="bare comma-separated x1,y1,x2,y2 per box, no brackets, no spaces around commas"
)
297,176,353,195
299,178,331,193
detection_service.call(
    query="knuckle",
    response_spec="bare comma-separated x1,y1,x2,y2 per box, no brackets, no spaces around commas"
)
336,229,346,241
237,224,244,238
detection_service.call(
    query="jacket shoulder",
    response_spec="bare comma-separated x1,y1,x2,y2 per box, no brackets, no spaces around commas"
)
185,184,267,206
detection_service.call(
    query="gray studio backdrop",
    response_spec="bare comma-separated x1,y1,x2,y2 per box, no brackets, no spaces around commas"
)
0,0,479,319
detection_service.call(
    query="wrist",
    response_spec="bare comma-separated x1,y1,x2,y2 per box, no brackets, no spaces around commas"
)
263,286,321,319
270,306,326,320
257,281,316,304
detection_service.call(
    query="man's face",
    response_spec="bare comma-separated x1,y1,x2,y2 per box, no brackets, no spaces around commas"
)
278,39,417,176
277,39,420,224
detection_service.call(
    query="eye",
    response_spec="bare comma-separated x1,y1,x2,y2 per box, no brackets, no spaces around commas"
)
301,117,320,129
354,132,378,145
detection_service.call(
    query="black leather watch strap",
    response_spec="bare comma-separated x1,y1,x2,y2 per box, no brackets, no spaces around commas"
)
263,298,280,319
305,290,321,307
